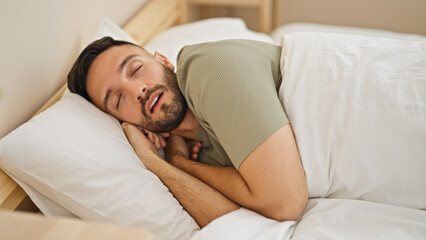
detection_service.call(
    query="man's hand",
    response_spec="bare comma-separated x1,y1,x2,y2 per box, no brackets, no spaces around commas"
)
168,124,308,222
122,124,239,227
187,141,202,161
165,134,190,162
136,126,169,150
165,135,202,162
122,123,162,168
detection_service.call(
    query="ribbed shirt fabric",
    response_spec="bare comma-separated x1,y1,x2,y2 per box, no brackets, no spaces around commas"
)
176,39,289,169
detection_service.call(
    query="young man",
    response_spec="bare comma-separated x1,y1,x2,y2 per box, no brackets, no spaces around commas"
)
67,37,308,227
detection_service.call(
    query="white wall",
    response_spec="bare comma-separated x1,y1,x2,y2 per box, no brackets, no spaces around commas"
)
0,0,149,138
192,0,426,34
276,0,426,35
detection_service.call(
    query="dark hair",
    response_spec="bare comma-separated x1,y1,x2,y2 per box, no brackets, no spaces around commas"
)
67,36,137,102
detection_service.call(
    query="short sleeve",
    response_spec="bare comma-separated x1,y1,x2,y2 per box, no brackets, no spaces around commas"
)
178,40,288,169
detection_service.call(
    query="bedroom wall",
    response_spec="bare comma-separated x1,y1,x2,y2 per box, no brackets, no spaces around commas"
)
275,0,426,35
195,0,426,35
0,0,149,139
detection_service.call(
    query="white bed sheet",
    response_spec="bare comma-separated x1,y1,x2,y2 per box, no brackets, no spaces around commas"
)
191,25,426,240
292,198,426,240
191,199,426,240
279,32,426,209
190,208,296,240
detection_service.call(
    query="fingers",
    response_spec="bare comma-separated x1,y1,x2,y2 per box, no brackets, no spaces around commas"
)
159,135,166,148
147,132,166,150
193,141,202,149
121,123,150,148
191,153,198,161
188,141,202,152
146,132,157,149
156,133,166,149
190,144,200,160
191,145,200,154
147,131,154,142
124,124,202,160
134,126,168,150
187,141,202,160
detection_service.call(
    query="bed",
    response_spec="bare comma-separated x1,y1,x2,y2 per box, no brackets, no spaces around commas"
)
1,0,426,239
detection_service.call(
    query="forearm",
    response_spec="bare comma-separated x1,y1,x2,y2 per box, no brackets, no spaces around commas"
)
141,153,240,227
171,153,307,221
170,156,254,209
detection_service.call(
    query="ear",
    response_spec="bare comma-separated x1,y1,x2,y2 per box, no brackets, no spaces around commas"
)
154,51,175,71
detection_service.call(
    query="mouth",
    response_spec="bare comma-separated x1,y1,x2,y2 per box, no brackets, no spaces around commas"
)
147,91,164,114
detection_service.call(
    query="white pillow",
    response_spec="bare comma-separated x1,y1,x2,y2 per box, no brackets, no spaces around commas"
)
270,22,426,44
0,17,142,220
144,17,274,68
0,18,201,240
0,91,199,240
2,17,142,220
0,17,274,239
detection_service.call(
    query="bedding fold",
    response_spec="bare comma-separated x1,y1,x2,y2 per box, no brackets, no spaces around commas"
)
278,32,426,209
191,31,426,240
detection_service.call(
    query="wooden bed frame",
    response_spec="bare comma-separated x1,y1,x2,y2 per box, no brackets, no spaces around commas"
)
0,0,184,212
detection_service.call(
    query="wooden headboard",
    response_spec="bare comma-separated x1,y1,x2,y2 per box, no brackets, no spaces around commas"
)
0,0,183,212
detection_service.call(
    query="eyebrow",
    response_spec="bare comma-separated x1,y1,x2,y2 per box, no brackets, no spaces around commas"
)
118,54,139,74
103,54,139,111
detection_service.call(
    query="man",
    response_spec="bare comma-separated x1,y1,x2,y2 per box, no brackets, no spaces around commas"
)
67,37,308,227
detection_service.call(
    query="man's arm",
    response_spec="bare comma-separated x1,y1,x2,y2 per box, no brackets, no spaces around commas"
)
170,124,308,221
122,123,239,227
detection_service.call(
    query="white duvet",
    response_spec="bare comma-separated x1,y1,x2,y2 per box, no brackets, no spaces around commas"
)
280,32,426,208
191,32,426,239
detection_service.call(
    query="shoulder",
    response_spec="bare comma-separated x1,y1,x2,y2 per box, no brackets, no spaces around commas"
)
177,39,281,69
176,39,283,118
177,39,281,85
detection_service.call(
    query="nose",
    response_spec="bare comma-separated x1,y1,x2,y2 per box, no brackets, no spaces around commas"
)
124,82,148,103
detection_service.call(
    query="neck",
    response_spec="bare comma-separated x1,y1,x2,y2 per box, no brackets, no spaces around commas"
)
170,108,198,139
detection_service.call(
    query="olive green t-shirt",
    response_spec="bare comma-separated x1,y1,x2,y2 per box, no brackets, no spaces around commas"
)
176,39,289,170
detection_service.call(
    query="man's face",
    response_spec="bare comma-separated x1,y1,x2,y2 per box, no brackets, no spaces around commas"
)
86,44,186,132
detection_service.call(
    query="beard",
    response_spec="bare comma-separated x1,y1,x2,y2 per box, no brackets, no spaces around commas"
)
138,65,187,132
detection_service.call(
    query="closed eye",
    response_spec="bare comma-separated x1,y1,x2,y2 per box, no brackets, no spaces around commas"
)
116,93,122,109
132,65,142,77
